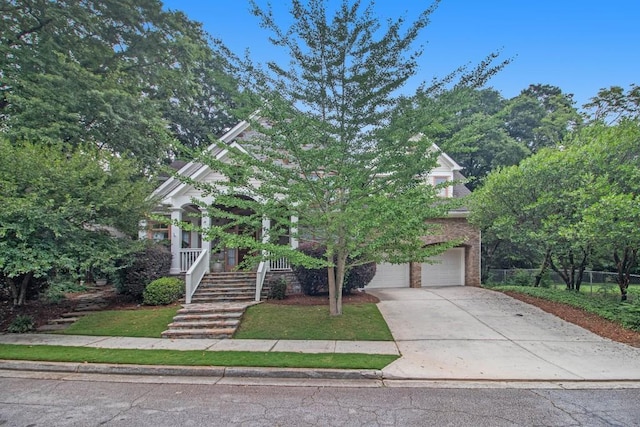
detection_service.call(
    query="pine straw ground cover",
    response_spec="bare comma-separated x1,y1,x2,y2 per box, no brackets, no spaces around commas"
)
496,287,640,348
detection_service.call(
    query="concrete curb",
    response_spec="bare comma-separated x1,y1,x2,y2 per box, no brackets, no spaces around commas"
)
0,360,383,380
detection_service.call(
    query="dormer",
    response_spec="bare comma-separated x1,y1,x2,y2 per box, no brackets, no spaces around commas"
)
427,143,464,198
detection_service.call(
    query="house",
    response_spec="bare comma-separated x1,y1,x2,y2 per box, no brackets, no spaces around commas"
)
144,119,480,301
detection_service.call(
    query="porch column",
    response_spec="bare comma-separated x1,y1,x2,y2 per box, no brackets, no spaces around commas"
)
290,215,299,249
261,217,271,245
138,219,147,240
201,214,212,265
169,207,182,275
262,216,271,262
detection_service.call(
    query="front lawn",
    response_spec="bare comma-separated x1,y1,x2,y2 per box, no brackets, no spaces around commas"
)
56,302,393,341
59,306,179,338
234,303,393,341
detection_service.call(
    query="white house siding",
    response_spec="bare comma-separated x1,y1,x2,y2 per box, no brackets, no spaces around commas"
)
367,263,410,288
421,247,465,286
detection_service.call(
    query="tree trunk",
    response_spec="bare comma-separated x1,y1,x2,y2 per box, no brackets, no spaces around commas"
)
534,249,551,287
327,252,347,316
328,265,338,315
548,256,571,290
10,273,32,306
8,277,18,306
575,248,589,292
334,254,346,316
614,248,636,302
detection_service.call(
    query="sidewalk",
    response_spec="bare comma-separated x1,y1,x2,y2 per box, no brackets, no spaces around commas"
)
0,333,399,355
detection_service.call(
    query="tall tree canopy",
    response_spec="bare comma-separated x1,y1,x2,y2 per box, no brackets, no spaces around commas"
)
408,87,526,189
188,0,506,315
583,84,640,125
0,140,153,305
402,84,579,189
470,119,640,299
1,0,238,166
503,84,581,153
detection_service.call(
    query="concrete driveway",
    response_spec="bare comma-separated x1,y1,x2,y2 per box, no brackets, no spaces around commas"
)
368,287,640,381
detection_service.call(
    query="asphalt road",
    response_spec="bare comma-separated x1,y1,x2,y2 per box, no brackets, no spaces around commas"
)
1,374,640,426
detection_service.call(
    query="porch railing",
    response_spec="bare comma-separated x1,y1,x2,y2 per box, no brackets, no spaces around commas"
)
180,248,202,273
185,249,209,304
269,257,291,271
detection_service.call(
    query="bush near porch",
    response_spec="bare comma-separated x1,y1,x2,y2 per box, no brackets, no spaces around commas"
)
293,242,376,296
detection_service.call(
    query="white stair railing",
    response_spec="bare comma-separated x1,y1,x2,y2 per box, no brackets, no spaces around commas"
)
185,249,209,304
180,248,202,272
255,260,268,302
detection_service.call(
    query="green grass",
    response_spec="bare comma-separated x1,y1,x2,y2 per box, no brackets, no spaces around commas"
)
1,302,398,369
488,285,640,331
59,306,179,338
0,344,397,369
234,303,393,341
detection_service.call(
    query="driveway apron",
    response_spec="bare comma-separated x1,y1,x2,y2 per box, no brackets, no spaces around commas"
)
368,287,640,381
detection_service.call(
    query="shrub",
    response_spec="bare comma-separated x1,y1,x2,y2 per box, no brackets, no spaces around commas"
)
268,277,287,300
116,244,172,299
293,243,329,295
344,262,376,294
143,277,184,305
8,315,35,333
293,243,376,295
510,269,532,287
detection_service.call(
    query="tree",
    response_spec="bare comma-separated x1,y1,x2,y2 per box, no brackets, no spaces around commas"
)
471,119,640,299
0,140,152,305
410,87,529,189
571,121,640,300
191,0,507,315
502,84,581,153
583,84,640,125
0,0,238,167
469,146,593,290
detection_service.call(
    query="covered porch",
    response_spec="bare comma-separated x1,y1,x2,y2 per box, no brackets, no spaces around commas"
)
161,203,296,275
142,200,297,303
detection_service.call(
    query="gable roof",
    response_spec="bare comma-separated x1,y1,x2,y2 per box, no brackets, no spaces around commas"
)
431,143,463,171
152,120,251,200
152,121,471,205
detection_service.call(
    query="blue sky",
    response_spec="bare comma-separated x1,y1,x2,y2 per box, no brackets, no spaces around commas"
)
162,0,639,109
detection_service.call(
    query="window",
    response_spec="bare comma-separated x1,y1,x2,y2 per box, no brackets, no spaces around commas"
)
146,216,171,242
433,176,450,197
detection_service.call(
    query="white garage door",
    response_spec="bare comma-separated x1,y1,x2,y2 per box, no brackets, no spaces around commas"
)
421,247,465,286
367,263,410,288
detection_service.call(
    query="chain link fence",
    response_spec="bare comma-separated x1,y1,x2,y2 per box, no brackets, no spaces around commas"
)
487,269,640,291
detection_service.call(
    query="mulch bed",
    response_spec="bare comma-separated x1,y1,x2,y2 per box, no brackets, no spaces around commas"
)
265,291,380,306
503,291,640,348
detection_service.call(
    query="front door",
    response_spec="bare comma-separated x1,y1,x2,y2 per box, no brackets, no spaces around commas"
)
224,247,238,272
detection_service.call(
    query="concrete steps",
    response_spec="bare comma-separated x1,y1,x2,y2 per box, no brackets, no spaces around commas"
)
162,273,266,339
161,302,259,339
36,285,115,332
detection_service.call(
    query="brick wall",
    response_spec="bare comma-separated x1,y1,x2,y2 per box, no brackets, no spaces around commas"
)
421,217,481,287
265,270,302,294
